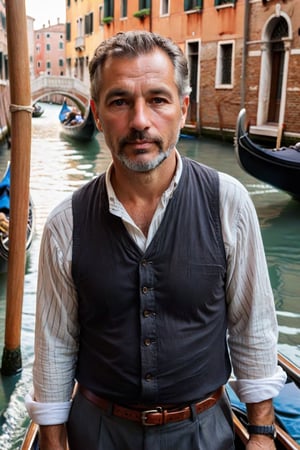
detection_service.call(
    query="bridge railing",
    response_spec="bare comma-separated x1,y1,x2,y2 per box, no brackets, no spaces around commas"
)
31,75,90,99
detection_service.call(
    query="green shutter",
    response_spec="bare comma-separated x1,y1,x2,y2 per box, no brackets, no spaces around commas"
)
104,0,114,17
66,23,71,41
139,0,150,8
184,0,190,11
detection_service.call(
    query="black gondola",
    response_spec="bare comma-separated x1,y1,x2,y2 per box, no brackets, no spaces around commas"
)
235,108,300,201
0,162,34,270
32,103,44,118
59,100,97,142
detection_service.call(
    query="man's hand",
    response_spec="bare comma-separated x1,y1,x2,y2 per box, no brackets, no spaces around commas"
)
0,212,9,234
39,424,68,450
246,399,276,450
246,434,276,449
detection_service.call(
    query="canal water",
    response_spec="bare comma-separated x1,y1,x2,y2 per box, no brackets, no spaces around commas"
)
0,103,299,448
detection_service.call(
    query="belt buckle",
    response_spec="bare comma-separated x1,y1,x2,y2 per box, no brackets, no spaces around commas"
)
141,407,162,426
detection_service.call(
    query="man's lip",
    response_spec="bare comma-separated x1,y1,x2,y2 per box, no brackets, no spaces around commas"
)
126,139,152,144
126,140,153,148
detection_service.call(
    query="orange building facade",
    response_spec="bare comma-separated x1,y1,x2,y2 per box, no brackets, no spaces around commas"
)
65,0,300,142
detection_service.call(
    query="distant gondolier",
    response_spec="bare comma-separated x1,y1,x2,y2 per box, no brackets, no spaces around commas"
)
26,31,286,450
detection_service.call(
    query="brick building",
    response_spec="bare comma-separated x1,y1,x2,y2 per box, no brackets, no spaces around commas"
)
243,0,300,144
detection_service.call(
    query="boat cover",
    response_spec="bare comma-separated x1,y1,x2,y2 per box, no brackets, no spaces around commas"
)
0,163,10,213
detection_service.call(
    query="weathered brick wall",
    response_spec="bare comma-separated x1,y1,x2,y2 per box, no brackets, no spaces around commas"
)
199,39,243,133
245,0,300,136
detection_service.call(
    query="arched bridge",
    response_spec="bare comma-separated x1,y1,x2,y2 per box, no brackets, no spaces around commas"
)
31,75,91,110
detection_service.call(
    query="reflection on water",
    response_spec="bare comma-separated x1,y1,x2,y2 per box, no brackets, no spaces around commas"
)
0,104,299,448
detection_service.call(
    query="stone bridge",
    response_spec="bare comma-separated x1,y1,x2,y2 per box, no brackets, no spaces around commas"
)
31,75,91,110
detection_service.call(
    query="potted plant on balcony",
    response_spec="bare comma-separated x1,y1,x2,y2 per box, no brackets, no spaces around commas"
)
102,16,114,25
133,8,150,20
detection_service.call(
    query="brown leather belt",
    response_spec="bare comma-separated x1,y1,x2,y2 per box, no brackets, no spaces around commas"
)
78,385,223,426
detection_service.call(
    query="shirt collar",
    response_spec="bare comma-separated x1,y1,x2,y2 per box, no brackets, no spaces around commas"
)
106,150,183,213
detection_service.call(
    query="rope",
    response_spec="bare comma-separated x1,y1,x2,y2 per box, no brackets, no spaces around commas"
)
10,104,34,114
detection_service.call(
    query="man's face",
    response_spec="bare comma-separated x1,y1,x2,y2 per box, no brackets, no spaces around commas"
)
91,49,189,173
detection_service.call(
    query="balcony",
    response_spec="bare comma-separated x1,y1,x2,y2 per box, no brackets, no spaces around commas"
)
75,36,85,52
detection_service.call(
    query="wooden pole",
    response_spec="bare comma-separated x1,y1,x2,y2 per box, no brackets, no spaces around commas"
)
276,123,284,149
1,0,32,375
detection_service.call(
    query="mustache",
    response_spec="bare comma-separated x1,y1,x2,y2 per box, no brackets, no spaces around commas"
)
119,131,163,148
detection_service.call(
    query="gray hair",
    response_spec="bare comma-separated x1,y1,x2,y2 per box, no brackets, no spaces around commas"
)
89,31,191,102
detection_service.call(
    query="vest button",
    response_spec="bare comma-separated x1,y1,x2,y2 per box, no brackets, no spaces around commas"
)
142,286,148,294
145,373,153,382
144,338,151,346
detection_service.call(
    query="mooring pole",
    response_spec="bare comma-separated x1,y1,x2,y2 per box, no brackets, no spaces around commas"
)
1,0,32,375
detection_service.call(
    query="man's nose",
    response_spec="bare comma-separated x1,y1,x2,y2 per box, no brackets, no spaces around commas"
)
129,100,151,131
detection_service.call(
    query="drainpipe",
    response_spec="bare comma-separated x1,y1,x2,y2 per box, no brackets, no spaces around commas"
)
241,0,250,108
149,0,152,32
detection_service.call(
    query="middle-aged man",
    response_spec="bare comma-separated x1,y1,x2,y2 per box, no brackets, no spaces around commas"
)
26,31,286,450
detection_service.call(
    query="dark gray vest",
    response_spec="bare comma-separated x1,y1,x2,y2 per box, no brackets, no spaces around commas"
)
72,157,231,404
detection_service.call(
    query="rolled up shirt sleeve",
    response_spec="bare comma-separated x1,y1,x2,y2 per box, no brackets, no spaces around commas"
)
27,196,79,424
219,172,286,401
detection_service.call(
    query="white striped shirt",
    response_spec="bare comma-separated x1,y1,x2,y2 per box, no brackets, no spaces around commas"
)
26,153,286,425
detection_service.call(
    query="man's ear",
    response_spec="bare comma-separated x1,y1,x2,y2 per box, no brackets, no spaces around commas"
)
90,99,102,131
180,96,190,128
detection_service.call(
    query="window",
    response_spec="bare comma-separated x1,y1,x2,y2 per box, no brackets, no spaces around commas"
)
184,0,202,11
214,0,236,6
0,11,6,30
161,0,169,15
216,41,234,87
139,0,150,8
46,61,51,69
59,59,64,67
120,0,127,18
67,0,71,6
104,0,114,17
85,12,94,34
46,43,51,51
36,44,41,53
77,17,83,37
59,42,64,49
46,33,50,38
66,23,71,41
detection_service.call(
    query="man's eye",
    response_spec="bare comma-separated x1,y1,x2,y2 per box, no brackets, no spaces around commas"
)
112,99,126,106
152,97,166,104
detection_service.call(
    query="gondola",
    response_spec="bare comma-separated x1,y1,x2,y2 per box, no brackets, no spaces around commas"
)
59,100,97,141
20,354,300,450
235,108,300,201
32,103,44,118
0,162,34,270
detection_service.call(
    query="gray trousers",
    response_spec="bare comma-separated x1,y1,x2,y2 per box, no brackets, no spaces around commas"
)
67,391,235,450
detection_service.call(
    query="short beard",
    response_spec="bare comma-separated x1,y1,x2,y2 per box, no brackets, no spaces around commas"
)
116,130,180,173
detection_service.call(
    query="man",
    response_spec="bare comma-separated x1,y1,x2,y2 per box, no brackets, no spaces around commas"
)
26,31,286,450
